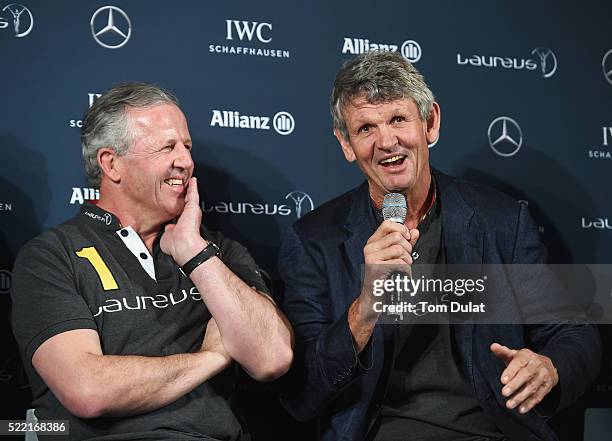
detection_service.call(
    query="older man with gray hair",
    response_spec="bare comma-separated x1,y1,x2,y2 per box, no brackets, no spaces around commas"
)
278,51,600,441
11,82,293,441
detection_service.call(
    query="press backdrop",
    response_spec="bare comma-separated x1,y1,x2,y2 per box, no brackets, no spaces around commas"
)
1,1,611,439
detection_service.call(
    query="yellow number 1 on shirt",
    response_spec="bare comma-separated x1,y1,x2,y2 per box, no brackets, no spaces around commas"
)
75,247,119,291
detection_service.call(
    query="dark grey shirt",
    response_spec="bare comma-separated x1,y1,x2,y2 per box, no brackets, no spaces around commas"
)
11,203,268,441
371,183,507,441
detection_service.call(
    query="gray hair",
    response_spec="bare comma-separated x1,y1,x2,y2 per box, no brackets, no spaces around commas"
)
330,51,435,141
80,82,179,188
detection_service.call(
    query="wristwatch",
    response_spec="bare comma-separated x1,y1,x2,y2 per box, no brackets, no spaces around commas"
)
180,241,221,277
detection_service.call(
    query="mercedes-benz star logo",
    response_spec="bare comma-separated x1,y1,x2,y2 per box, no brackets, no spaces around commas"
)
2,3,33,37
285,191,314,219
602,49,612,86
531,47,557,78
90,6,131,49
487,116,523,157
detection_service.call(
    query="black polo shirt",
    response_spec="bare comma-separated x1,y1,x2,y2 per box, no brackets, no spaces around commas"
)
11,203,269,441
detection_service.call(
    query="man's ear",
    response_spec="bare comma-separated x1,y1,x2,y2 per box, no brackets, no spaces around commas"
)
97,148,122,183
334,129,356,162
425,102,441,145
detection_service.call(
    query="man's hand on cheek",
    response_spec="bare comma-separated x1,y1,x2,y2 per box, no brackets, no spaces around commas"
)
161,177,207,265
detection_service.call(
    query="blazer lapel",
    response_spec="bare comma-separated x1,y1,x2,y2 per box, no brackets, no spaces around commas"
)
436,170,484,265
341,182,378,287
435,170,486,397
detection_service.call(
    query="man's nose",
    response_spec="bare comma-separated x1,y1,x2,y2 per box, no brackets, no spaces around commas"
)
173,143,194,170
376,125,398,151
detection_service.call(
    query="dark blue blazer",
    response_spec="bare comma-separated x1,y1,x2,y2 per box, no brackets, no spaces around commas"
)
278,170,601,441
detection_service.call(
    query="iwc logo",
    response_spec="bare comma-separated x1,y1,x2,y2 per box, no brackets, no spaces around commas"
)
0,3,33,37
69,93,102,128
90,6,131,49
487,116,523,157
209,18,290,59
587,126,612,160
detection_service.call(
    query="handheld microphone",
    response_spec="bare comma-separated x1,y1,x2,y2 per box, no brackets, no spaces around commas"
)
382,193,408,319
382,193,407,224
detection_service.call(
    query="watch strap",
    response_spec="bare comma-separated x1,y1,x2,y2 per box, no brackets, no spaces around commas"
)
180,241,221,277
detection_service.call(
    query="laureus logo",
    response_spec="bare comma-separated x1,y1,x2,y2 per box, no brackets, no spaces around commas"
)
531,47,557,78
457,47,557,78
285,191,314,219
0,3,33,37
581,217,612,230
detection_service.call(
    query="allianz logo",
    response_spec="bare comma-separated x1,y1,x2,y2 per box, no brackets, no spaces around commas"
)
93,287,201,317
581,217,612,230
70,187,100,205
210,109,295,135
343,37,399,53
457,47,557,78
342,37,422,63
202,191,314,219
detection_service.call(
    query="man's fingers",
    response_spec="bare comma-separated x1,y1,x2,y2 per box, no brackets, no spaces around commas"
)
185,177,200,206
505,368,549,412
502,362,535,398
368,220,412,243
516,384,548,414
366,232,413,255
369,244,413,264
408,228,419,247
490,343,517,369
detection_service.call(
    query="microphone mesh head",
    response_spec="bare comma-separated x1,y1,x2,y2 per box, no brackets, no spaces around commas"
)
382,193,407,224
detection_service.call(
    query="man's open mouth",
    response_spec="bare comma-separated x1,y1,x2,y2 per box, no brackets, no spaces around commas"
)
164,178,185,186
379,155,406,167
